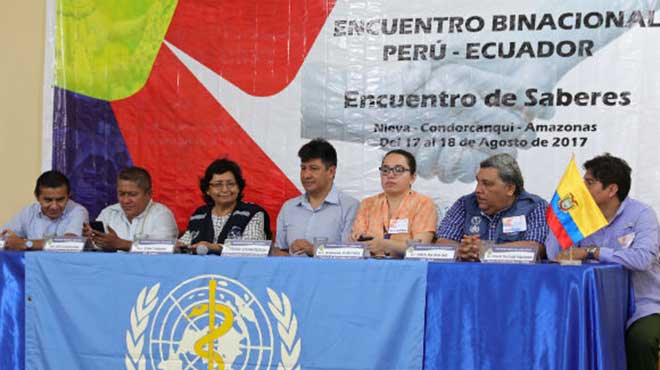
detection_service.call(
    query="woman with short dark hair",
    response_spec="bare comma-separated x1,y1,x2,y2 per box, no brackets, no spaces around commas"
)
178,158,271,254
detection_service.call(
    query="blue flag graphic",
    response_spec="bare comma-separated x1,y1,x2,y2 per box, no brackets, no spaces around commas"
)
25,253,426,370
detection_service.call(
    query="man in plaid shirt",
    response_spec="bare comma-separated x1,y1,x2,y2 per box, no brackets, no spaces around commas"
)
436,153,548,261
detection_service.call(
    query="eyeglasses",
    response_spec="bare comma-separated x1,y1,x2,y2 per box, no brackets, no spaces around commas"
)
209,181,237,189
379,165,411,176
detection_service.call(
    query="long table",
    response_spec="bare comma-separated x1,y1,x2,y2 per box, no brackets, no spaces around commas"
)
0,252,630,370
424,262,631,370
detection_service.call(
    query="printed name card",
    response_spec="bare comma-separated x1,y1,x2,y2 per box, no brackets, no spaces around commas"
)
315,242,366,259
222,240,271,257
44,237,86,253
0,236,5,250
130,239,176,254
481,245,538,264
405,243,457,261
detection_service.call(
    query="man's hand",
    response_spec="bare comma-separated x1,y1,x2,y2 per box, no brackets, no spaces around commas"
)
82,223,94,238
91,226,130,251
2,230,26,250
458,234,481,261
290,239,314,257
555,247,590,261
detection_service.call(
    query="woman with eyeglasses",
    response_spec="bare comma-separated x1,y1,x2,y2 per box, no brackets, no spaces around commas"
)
351,149,438,258
177,158,272,254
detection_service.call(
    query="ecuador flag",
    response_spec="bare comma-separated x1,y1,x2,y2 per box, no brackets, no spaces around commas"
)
546,157,608,249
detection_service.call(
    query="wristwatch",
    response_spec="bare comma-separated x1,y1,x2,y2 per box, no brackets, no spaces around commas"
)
25,240,34,249
585,246,597,260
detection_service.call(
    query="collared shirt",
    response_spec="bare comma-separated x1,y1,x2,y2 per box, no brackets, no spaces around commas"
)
276,185,359,250
437,191,548,245
352,190,438,240
545,197,660,327
96,201,178,241
2,200,88,239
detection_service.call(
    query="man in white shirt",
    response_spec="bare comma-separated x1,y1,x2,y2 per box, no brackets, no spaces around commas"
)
83,167,177,251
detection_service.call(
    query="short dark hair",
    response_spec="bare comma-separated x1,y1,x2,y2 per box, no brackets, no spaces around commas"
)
298,138,337,168
383,149,417,176
118,167,152,193
583,153,631,201
200,158,246,204
480,153,524,196
34,170,71,196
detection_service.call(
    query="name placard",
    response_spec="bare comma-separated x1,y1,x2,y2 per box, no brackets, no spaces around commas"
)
222,240,271,257
315,242,365,259
405,243,457,262
0,236,5,250
44,237,86,253
130,239,176,254
481,245,538,264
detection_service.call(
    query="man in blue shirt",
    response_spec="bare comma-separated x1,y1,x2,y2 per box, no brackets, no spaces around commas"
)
1,170,88,250
275,139,359,256
436,153,548,261
547,154,660,370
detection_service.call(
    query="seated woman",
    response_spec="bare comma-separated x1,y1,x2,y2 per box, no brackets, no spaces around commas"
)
178,158,271,254
352,149,438,258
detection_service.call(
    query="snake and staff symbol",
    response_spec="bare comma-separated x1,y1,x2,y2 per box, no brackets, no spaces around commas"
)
146,274,277,370
188,280,235,370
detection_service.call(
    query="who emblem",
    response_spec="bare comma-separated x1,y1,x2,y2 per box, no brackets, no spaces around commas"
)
124,274,301,370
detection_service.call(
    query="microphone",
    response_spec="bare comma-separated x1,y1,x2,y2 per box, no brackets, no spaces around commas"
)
196,245,209,255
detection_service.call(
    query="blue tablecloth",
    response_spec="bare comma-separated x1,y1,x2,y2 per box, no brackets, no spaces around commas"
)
0,252,24,370
424,262,630,370
0,252,630,370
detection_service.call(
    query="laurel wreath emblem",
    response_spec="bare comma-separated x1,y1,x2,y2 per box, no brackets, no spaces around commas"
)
124,282,298,370
267,288,301,370
125,283,160,370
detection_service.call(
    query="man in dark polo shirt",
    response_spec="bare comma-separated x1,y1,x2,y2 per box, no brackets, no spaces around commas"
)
436,153,548,261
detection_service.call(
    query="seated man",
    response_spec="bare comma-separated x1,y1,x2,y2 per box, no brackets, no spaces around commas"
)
546,154,660,370
275,138,359,256
84,167,177,251
1,170,88,250
436,153,548,260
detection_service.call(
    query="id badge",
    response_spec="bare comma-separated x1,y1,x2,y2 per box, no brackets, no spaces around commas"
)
502,215,527,234
618,232,635,249
388,218,409,234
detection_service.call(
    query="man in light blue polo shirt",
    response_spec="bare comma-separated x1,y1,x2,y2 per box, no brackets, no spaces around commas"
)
547,154,660,370
1,170,88,250
276,139,359,256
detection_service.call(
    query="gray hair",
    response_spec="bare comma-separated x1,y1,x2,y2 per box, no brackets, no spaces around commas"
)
479,153,524,196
